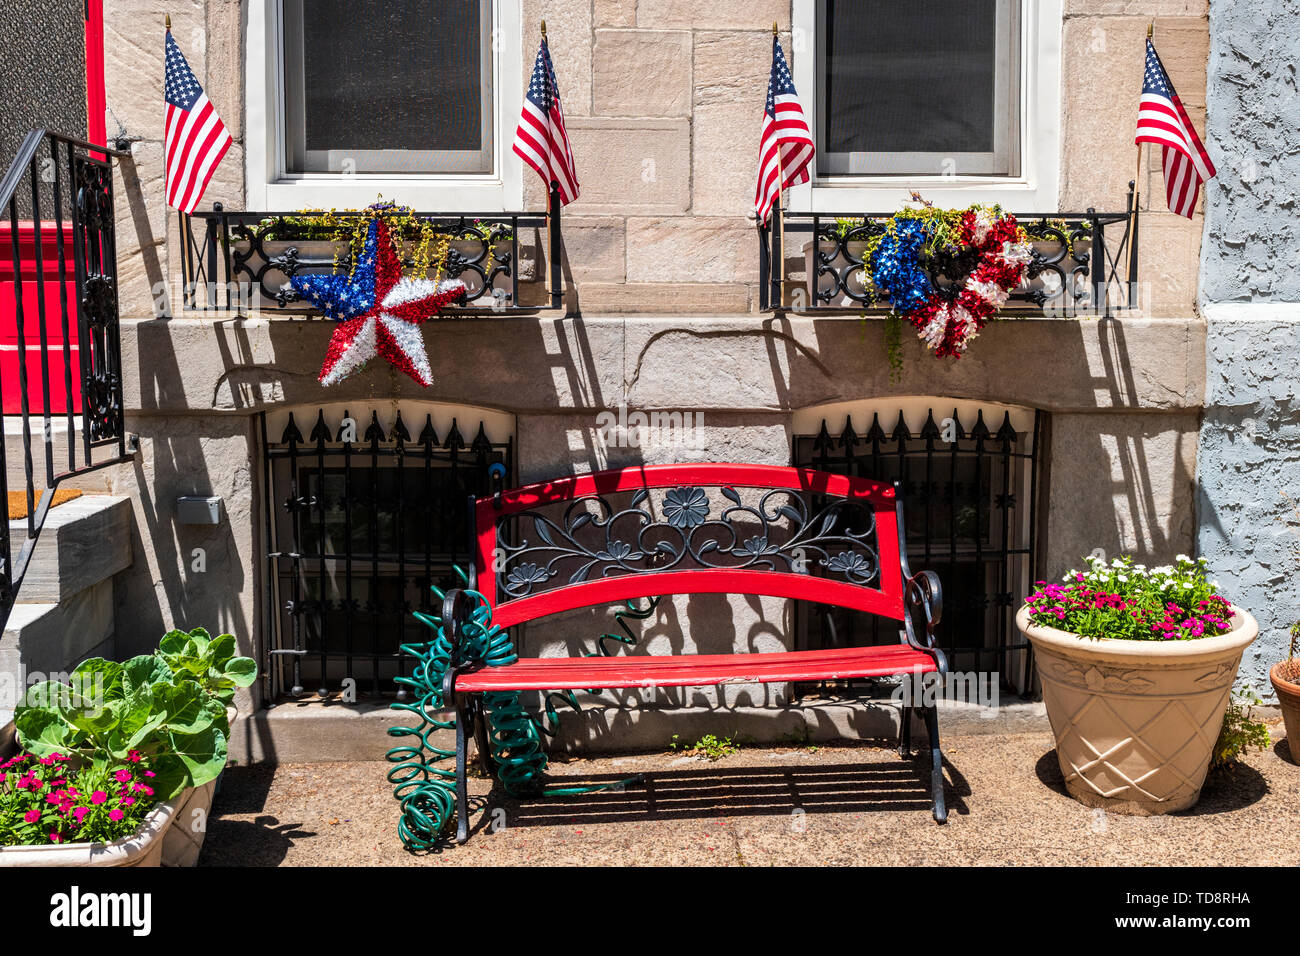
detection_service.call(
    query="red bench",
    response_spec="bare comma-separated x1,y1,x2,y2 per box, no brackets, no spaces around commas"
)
440,463,947,841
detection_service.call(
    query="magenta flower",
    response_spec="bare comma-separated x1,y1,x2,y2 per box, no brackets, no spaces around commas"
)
23,809,40,823
90,790,107,805
109,809,124,822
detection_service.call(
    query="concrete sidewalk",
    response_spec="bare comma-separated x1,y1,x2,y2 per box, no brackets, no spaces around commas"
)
199,730,1300,866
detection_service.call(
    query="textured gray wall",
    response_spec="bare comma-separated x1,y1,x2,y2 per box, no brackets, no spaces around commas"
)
1196,0,1300,695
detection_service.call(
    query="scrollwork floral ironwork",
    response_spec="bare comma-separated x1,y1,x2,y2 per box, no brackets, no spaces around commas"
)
495,484,881,600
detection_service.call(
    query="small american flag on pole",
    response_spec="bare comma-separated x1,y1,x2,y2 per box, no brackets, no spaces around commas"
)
1135,38,1215,219
164,28,231,214
754,32,814,225
512,33,580,205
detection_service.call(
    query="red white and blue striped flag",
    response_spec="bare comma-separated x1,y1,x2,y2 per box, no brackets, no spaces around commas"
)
1135,38,1215,219
164,28,231,214
754,33,814,225
513,36,580,205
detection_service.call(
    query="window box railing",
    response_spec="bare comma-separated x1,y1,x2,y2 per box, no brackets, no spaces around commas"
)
178,187,568,315
758,184,1139,318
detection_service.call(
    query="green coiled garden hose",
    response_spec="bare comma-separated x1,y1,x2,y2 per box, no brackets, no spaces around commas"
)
385,573,643,850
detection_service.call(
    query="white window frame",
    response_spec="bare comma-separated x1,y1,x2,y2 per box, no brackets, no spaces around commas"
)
245,0,523,212
789,0,1061,212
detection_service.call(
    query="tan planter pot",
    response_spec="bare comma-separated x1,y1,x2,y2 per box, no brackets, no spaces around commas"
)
1016,604,1258,815
0,713,230,866
1270,660,1300,765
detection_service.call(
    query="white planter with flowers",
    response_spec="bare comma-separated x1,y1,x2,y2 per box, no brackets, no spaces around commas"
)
0,627,255,866
1017,556,1257,815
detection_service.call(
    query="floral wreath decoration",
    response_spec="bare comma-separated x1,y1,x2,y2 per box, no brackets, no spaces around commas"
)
870,206,1033,359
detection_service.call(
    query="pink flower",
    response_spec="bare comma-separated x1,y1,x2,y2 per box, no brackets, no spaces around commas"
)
143,771,155,778
23,809,40,823
72,807,89,823
109,809,124,822
113,770,131,783
120,796,134,806
48,833,61,843
91,790,107,805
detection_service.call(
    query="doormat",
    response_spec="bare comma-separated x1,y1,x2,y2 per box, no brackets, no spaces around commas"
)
7,489,83,520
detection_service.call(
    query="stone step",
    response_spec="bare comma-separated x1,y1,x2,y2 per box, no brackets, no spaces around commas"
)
9,495,132,604
0,578,115,726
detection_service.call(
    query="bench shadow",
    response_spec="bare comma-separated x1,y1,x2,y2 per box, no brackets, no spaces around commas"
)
479,751,970,830
1033,748,1269,815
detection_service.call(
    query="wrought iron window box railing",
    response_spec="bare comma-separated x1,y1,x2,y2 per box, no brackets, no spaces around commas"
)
759,183,1139,318
179,187,568,316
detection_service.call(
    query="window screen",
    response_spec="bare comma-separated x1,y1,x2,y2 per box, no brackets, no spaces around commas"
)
817,0,1019,176
281,0,492,174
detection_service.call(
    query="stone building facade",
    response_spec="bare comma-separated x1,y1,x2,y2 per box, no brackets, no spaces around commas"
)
15,0,1285,751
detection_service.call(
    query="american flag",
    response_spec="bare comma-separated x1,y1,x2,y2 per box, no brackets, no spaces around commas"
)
513,37,579,205
1135,38,1215,219
164,29,231,214
754,34,814,225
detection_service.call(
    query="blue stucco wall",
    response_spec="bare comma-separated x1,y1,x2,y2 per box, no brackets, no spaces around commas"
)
1197,0,1300,695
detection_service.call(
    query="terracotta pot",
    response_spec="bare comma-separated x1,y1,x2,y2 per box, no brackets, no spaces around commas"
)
1016,604,1258,815
1270,659,1300,765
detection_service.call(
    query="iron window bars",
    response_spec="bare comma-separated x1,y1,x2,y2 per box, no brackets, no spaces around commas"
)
759,183,1139,317
792,406,1041,696
179,186,568,316
260,408,512,700
0,130,133,623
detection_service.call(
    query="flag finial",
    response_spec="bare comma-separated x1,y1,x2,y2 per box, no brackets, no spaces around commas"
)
773,21,779,35
165,13,171,29
540,19,547,37
1147,21,1153,38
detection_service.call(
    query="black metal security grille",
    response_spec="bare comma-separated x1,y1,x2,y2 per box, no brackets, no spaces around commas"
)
793,407,1042,696
260,409,511,699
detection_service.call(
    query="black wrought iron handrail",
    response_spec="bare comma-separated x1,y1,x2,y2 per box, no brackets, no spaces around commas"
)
0,129,135,627
180,184,569,316
758,182,1140,318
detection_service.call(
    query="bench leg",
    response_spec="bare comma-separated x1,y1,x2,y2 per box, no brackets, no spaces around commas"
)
922,703,947,824
454,695,472,844
898,705,913,758
472,695,497,776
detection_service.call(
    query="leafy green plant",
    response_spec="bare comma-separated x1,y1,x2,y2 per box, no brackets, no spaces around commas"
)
686,734,738,761
13,628,256,802
1211,689,1272,771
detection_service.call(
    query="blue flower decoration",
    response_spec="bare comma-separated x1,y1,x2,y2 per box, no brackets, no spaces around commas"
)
871,218,935,315
288,220,381,322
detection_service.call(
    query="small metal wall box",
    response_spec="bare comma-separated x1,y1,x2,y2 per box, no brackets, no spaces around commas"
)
176,496,224,525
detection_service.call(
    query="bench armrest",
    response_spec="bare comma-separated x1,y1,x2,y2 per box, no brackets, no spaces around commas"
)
903,570,947,674
440,589,474,701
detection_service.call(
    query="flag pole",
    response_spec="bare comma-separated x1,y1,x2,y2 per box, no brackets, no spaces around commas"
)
1128,21,1152,305
773,21,786,310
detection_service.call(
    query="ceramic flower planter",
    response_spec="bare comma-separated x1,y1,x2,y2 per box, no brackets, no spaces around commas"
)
1016,604,1258,815
1270,660,1300,764
0,719,224,867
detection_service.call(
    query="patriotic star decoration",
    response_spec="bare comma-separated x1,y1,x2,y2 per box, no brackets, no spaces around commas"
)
290,219,465,387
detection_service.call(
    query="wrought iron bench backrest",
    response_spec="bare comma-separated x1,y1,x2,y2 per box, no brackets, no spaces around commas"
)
471,464,910,629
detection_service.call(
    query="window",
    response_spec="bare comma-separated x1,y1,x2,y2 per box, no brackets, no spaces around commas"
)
245,0,523,211
817,0,1019,176
280,0,492,175
790,0,1061,211
262,405,513,698
791,402,1042,698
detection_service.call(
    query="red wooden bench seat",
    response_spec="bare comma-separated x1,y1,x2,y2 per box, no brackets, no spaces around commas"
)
455,644,940,692
439,463,948,842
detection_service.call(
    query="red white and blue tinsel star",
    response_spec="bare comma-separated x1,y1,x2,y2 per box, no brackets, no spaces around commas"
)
290,218,465,386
